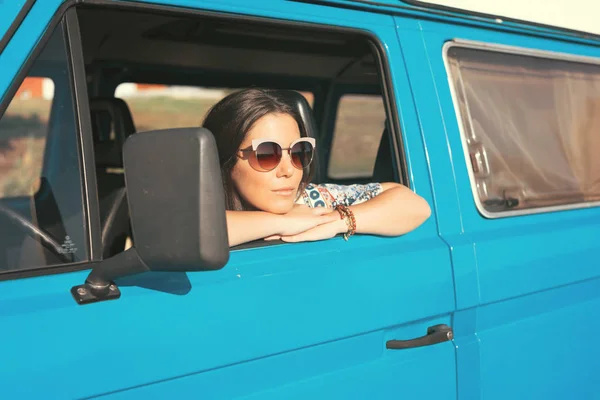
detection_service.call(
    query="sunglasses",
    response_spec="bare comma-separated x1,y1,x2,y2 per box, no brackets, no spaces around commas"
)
237,137,316,172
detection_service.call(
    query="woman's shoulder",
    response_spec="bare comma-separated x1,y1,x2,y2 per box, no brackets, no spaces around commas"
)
298,182,383,208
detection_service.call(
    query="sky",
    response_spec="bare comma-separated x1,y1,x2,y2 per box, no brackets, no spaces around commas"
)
421,0,600,35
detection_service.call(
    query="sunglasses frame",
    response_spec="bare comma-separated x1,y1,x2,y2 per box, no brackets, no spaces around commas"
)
238,137,316,172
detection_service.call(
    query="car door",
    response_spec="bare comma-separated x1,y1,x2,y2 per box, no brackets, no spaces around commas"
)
413,15,600,400
0,1,458,398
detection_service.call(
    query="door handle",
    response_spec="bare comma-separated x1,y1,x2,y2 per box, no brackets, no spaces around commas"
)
386,324,453,350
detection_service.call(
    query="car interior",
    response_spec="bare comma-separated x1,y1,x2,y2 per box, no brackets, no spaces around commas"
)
80,4,401,257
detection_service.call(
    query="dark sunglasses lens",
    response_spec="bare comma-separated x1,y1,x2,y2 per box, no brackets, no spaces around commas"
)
290,141,314,169
255,142,282,171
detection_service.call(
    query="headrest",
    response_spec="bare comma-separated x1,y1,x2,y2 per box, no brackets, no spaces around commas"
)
89,97,136,168
277,90,318,140
277,90,321,182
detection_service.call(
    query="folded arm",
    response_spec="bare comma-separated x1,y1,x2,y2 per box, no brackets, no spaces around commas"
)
226,206,338,247
274,182,431,243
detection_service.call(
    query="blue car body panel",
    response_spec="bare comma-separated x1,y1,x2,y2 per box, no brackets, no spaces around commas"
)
0,0,599,398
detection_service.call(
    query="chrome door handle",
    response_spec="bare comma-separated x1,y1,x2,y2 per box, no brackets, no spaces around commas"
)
386,324,453,350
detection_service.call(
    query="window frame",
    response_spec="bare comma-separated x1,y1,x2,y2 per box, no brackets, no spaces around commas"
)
443,38,600,219
0,8,100,281
79,1,408,254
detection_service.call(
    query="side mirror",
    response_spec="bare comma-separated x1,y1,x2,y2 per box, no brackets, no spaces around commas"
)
72,128,229,305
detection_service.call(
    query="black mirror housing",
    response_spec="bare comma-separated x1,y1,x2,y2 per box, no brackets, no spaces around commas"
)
123,127,229,271
72,128,229,305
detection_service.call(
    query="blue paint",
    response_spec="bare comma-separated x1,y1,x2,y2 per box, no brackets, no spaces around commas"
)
417,15,600,400
0,0,65,103
1,0,600,398
0,0,27,47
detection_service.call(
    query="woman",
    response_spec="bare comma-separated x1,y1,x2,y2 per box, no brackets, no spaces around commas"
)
203,88,431,247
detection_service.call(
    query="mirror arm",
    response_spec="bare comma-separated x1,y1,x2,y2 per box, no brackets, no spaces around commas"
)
87,247,149,286
71,247,150,305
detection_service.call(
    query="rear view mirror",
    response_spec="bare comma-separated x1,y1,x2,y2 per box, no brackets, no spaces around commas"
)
72,128,229,305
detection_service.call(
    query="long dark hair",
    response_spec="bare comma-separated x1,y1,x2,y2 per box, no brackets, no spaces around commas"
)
202,88,313,211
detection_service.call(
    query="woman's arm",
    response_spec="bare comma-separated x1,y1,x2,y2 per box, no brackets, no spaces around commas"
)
227,211,283,247
227,205,338,247
271,183,431,242
347,182,431,236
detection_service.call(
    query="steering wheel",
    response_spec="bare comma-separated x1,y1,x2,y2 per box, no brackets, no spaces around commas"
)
0,203,73,264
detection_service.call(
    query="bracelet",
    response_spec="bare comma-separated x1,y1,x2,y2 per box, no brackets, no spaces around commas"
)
334,204,356,241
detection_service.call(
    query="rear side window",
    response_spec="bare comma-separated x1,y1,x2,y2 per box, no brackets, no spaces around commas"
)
115,84,231,132
328,94,386,179
0,21,88,272
115,84,314,132
447,45,600,215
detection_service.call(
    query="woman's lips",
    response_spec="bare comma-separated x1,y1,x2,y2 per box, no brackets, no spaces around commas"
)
272,188,295,196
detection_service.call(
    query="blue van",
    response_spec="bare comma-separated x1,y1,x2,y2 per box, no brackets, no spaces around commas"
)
1,1,600,399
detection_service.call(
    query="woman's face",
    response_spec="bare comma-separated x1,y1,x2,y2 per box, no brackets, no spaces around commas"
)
231,113,303,214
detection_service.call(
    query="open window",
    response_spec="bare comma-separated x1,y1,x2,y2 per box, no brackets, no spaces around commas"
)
77,4,401,255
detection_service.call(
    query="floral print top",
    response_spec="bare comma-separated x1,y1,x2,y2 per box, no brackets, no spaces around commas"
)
298,183,383,208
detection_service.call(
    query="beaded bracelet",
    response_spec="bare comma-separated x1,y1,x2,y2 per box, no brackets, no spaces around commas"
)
334,204,356,241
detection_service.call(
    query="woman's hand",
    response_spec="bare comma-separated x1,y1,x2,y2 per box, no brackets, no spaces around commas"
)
275,204,339,237
228,205,337,247
267,216,347,243
264,205,340,241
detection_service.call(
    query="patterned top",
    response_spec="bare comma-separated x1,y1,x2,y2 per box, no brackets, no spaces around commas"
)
298,183,383,208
